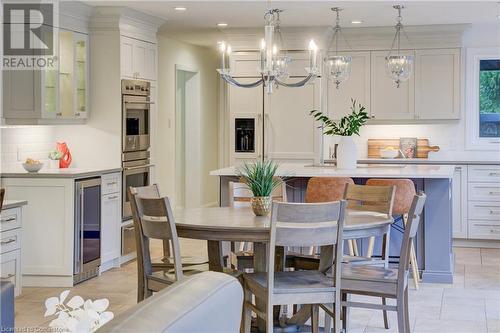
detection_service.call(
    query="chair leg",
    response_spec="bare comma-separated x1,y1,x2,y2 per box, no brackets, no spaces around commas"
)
410,242,420,290
366,236,375,258
324,303,333,333
334,299,341,333
404,287,411,333
266,304,274,333
348,240,354,256
397,296,406,333
311,305,319,333
382,297,389,329
242,289,252,333
341,293,348,333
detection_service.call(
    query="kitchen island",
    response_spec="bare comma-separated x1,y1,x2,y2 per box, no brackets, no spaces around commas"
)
210,163,455,283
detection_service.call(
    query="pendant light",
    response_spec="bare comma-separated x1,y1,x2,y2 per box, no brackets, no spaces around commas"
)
325,7,352,89
386,5,413,88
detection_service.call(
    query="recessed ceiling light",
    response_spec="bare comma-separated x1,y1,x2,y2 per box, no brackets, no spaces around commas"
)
351,20,363,24
174,7,187,12
217,22,228,27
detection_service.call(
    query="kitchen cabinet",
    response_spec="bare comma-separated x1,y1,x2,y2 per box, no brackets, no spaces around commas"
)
3,30,89,122
327,51,371,119
100,173,121,271
415,48,460,120
370,50,415,120
121,36,157,81
452,166,468,239
265,80,320,162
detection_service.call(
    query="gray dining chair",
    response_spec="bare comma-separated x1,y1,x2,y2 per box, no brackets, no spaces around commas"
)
242,200,347,333
322,192,426,333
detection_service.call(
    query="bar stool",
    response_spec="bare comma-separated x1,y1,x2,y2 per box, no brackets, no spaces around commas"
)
305,177,358,256
366,178,420,289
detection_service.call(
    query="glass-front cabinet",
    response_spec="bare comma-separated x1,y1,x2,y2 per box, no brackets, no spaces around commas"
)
41,29,88,120
466,47,500,150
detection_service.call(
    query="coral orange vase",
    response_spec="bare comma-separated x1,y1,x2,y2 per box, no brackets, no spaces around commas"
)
57,142,72,169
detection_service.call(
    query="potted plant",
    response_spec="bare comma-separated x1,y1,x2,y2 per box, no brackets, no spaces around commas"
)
310,99,369,169
48,150,62,169
236,160,284,216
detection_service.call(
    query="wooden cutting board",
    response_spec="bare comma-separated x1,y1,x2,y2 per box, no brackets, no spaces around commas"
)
368,139,440,159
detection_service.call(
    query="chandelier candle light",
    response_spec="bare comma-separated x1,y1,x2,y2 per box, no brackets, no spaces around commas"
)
325,7,352,89
217,9,319,94
386,4,414,88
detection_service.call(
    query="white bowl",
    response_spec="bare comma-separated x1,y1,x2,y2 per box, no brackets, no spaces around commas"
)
22,162,43,173
380,149,399,159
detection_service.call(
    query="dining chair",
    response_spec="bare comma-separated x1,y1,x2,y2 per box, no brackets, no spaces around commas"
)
366,178,420,289
323,192,426,333
128,186,207,301
242,200,347,333
228,181,287,271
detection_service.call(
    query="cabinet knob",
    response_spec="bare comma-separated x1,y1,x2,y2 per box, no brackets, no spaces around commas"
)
371,115,375,119
56,112,62,117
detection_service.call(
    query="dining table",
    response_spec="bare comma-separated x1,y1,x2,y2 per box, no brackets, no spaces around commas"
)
173,206,393,332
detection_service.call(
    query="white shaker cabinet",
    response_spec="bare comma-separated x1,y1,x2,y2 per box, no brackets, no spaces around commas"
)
265,80,320,162
415,48,460,120
327,51,371,119
370,50,415,120
121,36,157,81
100,172,122,272
452,166,468,239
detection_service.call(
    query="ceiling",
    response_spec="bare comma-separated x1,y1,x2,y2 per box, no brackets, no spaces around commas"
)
84,1,500,46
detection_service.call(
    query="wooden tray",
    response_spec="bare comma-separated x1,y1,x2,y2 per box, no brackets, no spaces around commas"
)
368,139,440,159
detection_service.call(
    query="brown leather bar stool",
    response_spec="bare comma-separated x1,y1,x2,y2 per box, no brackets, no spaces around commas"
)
366,178,420,289
305,177,358,256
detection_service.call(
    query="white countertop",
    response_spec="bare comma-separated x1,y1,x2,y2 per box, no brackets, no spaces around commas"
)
1,166,122,179
2,199,28,210
210,163,454,179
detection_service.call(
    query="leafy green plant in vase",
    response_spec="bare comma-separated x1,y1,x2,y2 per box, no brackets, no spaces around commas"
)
236,160,284,216
310,99,369,169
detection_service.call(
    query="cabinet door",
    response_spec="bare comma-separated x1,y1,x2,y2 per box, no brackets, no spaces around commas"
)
327,51,370,119
3,69,41,119
74,32,89,119
370,50,415,120
144,43,157,81
121,36,134,78
59,30,74,118
0,249,22,297
452,166,468,239
133,40,147,80
265,80,320,162
229,52,261,77
415,48,460,120
101,193,121,264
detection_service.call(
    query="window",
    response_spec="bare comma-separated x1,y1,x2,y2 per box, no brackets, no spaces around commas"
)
466,47,500,150
479,60,500,138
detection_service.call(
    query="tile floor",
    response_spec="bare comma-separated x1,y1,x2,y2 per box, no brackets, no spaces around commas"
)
13,243,500,333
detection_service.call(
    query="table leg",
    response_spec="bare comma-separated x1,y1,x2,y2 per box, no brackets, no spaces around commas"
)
207,240,224,272
253,242,267,332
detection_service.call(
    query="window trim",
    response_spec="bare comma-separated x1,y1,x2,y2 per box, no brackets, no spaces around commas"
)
466,47,500,151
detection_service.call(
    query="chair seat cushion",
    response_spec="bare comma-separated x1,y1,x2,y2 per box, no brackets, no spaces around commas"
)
244,270,335,294
342,264,399,283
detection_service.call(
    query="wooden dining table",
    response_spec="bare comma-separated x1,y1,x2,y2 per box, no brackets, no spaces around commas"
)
173,206,393,332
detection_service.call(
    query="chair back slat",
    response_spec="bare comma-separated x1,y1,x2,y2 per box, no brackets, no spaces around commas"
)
344,184,395,216
398,192,426,281
275,222,338,247
133,184,160,198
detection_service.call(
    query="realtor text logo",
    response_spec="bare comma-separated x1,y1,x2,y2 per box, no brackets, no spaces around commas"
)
3,2,58,70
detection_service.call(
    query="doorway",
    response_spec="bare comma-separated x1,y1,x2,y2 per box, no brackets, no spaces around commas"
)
175,66,201,209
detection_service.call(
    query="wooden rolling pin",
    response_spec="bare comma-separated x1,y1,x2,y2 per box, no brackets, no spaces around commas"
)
368,139,440,158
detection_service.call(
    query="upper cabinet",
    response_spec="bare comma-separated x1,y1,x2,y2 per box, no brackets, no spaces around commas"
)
121,36,157,81
328,51,371,119
370,50,415,120
326,48,461,121
3,29,89,122
415,48,460,120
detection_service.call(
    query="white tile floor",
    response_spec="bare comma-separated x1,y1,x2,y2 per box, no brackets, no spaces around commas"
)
13,243,500,333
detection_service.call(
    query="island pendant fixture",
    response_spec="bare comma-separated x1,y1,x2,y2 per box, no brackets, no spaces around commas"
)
386,4,414,88
217,9,319,94
325,7,352,89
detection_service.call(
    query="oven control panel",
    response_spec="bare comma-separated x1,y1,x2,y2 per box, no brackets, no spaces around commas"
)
121,79,150,96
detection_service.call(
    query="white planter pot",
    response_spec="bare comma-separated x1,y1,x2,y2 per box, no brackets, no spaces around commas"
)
49,159,60,169
336,136,357,169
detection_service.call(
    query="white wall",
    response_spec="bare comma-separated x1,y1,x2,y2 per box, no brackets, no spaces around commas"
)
322,22,500,162
156,36,219,207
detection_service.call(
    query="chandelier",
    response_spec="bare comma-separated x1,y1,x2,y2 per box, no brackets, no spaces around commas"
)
386,5,414,88
217,9,319,94
325,7,352,89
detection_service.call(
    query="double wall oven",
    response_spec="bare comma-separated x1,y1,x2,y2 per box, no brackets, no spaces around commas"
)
121,79,152,256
